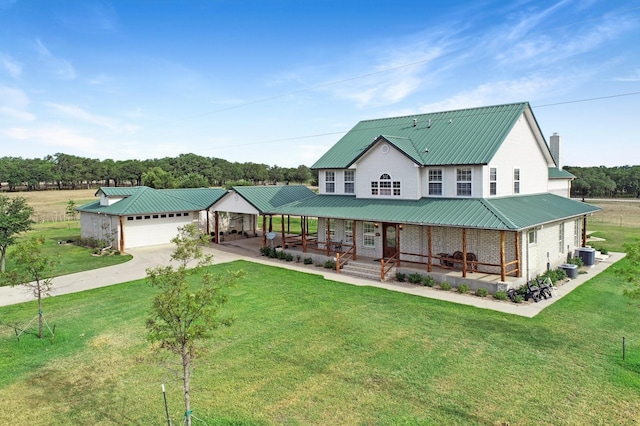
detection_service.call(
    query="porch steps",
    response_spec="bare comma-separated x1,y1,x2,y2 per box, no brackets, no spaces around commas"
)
340,260,395,282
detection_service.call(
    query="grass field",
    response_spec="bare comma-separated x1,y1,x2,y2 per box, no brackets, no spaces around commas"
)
1,259,639,425
586,199,640,252
3,188,97,223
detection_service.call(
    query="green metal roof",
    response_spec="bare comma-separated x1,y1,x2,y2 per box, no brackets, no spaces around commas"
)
232,185,316,214
78,186,227,215
312,102,530,169
548,167,575,179
269,193,600,231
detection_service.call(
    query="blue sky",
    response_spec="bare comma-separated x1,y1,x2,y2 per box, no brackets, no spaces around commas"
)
1,0,639,168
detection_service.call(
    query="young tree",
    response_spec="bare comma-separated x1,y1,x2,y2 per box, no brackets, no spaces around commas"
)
10,236,56,339
66,200,78,222
146,224,244,426
0,195,34,273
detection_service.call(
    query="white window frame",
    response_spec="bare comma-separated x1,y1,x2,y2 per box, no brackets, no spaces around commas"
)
490,167,497,196
345,220,353,243
528,229,537,245
456,168,472,197
429,169,443,196
559,223,565,253
513,168,520,194
325,171,335,193
344,170,355,194
574,220,580,247
371,173,401,197
363,222,375,247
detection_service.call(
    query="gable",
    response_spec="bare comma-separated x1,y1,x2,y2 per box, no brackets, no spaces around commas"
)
312,102,528,169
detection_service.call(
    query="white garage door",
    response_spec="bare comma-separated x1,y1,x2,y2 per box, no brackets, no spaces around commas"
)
124,212,196,249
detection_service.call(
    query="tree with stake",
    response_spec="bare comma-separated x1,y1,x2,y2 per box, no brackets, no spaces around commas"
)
0,195,34,273
10,236,57,339
622,239,640,300
146,224,244,426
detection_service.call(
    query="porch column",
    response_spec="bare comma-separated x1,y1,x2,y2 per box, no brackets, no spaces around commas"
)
302,216,307,253
396,223,401,267
287,215,291,234
462,228,467,278
281,214,286,249
427,226,433,272
206,208,211,235
215,211,220,245
515,231,522,277
582,215,588,247
119,215,125,253
500,230,506,282
352,220,357,260
326,218,331,256
262,215,267,247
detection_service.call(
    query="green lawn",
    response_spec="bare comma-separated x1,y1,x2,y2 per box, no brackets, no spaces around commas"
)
1,259,639,425
2,223,131,283
587,222,640,253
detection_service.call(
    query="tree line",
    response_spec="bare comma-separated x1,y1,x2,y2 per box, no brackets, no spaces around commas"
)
0,153,316,191
566,165,640,199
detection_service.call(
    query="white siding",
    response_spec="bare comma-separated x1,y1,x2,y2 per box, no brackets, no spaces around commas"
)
548,179,571,197
124,213,195,249
489,114,550,196
353,141,421,200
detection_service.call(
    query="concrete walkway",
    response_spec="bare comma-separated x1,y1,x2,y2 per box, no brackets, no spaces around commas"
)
0,243,625,318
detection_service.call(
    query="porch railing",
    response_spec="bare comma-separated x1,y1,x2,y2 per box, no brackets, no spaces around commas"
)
380,251,399,281
335,245,355,273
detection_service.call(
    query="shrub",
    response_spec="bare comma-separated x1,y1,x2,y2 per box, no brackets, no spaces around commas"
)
303,257,313,265
493,290,508,300
512,294,524,304
457,283,470,294
439,282,452,291
323,259,336,269
422,275,436,287
284,253,294,262
475,288,488,297
259,246,271,256
296,254,301,263
539,268,567,284
567,256,584,267
597,247,609,255
407,273,423,284
396,272,406,282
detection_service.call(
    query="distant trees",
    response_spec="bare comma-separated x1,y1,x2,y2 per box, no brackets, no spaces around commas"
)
0,195,34,273
566,165,640,199
0,153,314,191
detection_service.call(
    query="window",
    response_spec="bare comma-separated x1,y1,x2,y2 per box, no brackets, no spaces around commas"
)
344,170,355,194
169,213,175,218
127,216,134,221
574,220,580,247
325,171,335,193
153,214,159,219
559,223,565,253
514,168,520,194
144,215,151,219
345,220,353,243
184,212,189,217
490,167,497,196
363,222,376,247
161,214,166,218
428,169,443,196
371,173,401,196
328,219,335,239
136,216,142,220
456,168,472,196
528,229,537,245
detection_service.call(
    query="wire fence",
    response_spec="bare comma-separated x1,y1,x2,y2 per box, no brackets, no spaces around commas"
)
32,212,76,223
591,213,640,228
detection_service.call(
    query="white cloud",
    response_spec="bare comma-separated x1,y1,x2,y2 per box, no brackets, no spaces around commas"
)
0,86,33,121
2,125,96,151
0,53,22,78
0,106,35,122
613,69,640,82
42,102,137,134
34,38,76,80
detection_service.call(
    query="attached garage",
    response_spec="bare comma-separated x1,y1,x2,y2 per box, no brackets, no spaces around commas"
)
122,212,195,248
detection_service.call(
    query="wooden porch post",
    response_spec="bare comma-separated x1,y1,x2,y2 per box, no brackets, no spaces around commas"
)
353,220,357,260
302,216,307,253
427,226,433,272
582,215,588,247
214,211,220,245
462,228,467,278
515,231,522,277
206,208,210,235
119,215,125,253
326,218,331,256
281,214,286,248
262,215,267,247
287,215,291,234
500,230,506,282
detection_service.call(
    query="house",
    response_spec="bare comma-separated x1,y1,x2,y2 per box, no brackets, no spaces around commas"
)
267,102,599,289
77,185,315,252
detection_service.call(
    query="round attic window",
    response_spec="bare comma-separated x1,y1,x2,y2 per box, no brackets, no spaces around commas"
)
381,144,390,154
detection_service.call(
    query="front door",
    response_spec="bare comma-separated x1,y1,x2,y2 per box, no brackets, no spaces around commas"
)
383,223,397,259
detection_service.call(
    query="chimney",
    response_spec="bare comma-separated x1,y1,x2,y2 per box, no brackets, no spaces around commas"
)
550,133,561,168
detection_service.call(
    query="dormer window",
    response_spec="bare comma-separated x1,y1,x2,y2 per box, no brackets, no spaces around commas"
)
371,173,400,196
